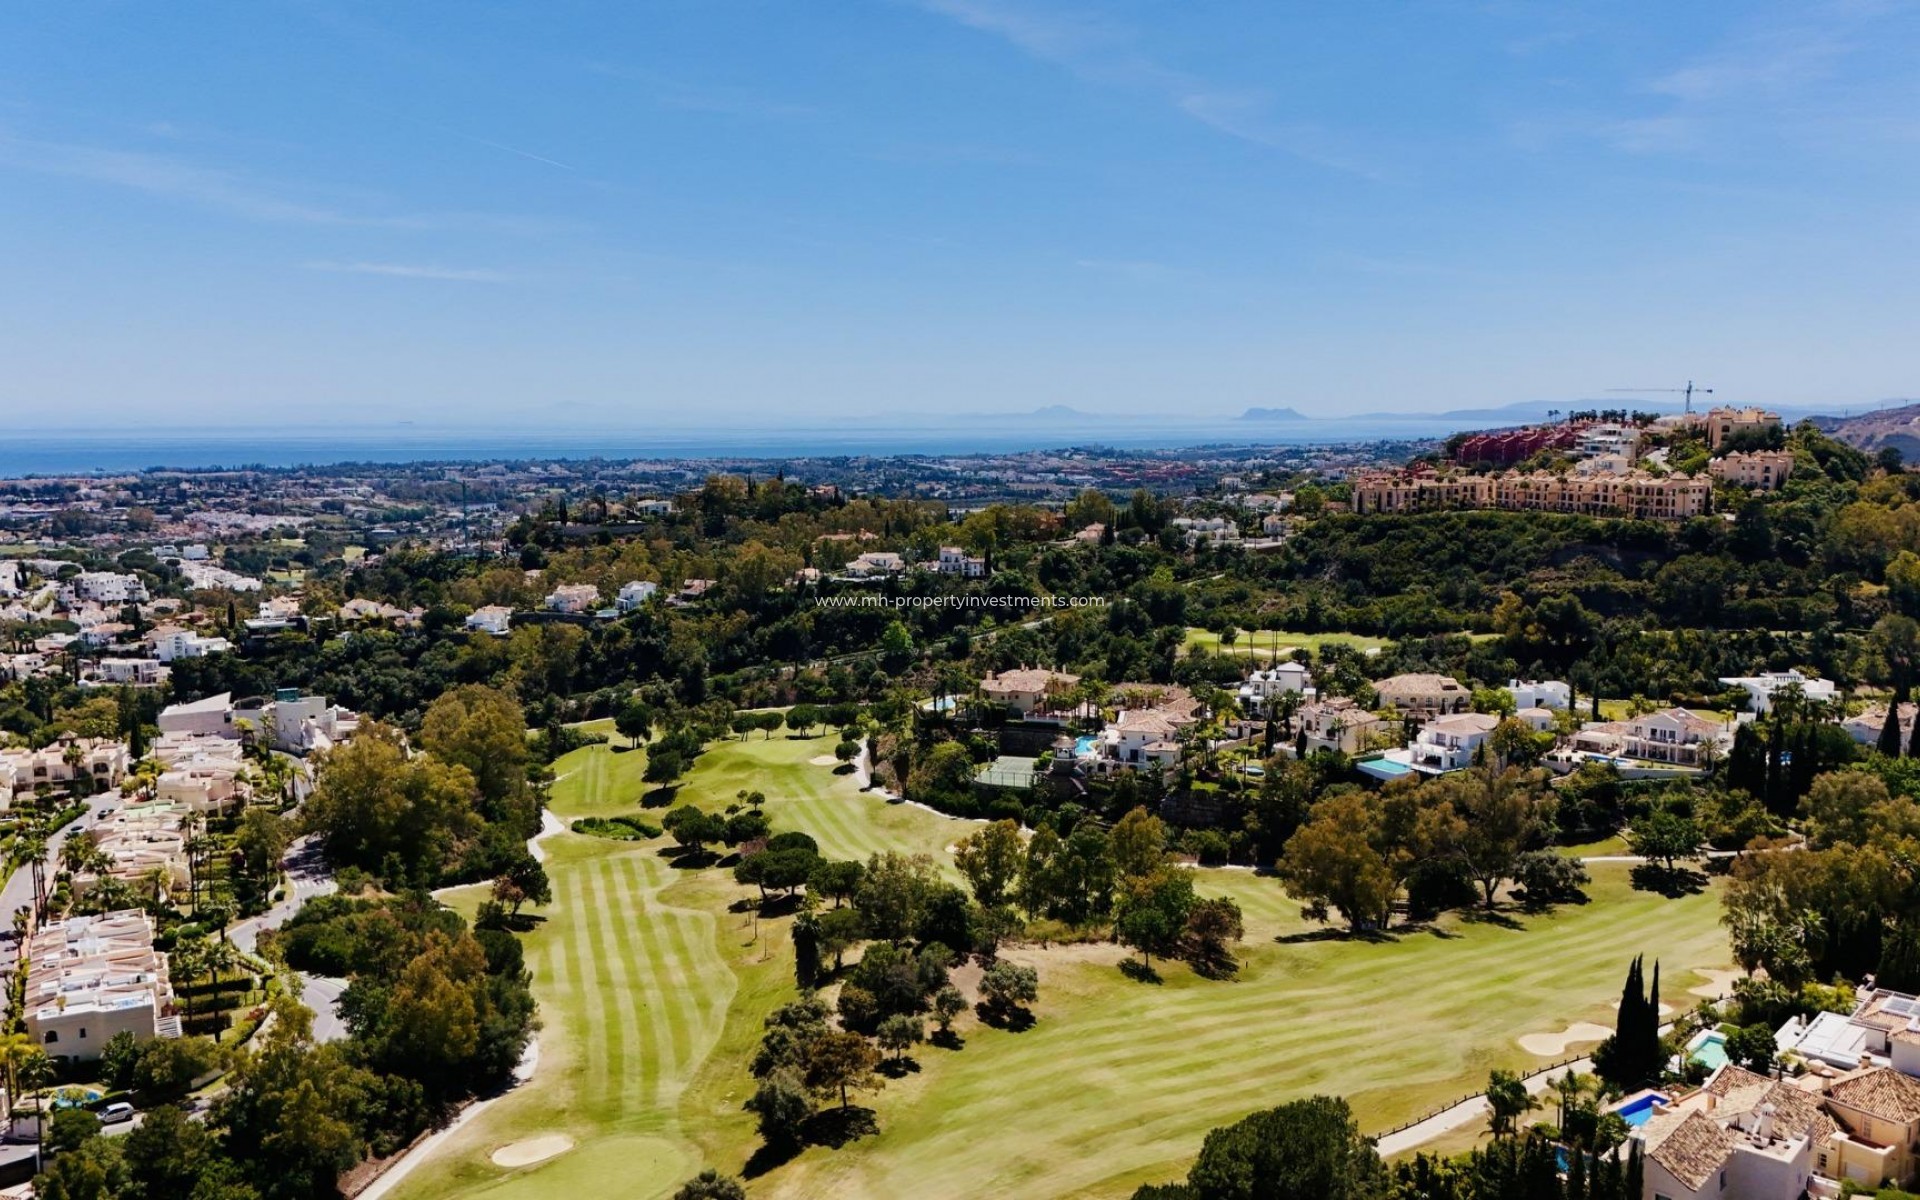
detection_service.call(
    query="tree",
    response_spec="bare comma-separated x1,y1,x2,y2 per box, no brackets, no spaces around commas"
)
932,985,966,1034
663,805,726,857
644,746,691,794
979,960,1038,1020
672,1169,747,1200
876,1013,924,1064
954,819,1024,907
98,1030,142,1091
302,724,481,887
615,700,654,748
1110,807,1170,882
809,858,864,908
746,1069,813,1147
1626,808,1704,874
1725,1023,1776,1074
1276,794,1396,932
853,851,940,944
1800,771,1888,850
1182,1095,1387,1200
1484,1069,1535,1138
1183,897,1245,977
814,906,864,971
1424,768,1553,909
1593,956,1663,1089
33,1136,128,1200
802,1031,882,1110
50,1107,103,1153
418,684,535,832
1114,869,1195,967
904,741,976,810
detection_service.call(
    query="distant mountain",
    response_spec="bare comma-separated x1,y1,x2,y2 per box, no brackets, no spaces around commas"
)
1237,407,1308,422
1814,401,1920,460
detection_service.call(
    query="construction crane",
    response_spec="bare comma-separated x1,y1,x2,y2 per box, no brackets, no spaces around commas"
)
1607,381,1714,414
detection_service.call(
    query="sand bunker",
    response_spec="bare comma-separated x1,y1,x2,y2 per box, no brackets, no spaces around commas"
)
1688,968,1743,1000
809,754,841,766
491,1134,575,1168
1518,1021,1613,1056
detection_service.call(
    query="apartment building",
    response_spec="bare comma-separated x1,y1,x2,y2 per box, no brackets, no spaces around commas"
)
1704,406,1784,450
24,909,176,1059
1710,450,1796,490
1351,468,1711,520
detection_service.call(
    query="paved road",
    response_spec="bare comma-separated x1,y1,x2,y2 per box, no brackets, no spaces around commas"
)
0,792,122,925
229,835,347,1043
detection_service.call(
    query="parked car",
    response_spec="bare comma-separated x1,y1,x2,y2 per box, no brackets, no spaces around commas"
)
100,1102,135,1124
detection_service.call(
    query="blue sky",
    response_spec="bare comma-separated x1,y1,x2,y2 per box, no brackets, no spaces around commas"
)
2,0,1917,429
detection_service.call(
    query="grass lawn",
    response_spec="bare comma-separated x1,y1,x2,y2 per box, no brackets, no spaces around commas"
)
396,736,1730,1200
1593,699,1735,723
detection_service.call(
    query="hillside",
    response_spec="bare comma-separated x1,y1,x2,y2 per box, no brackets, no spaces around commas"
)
1814,401,1920,459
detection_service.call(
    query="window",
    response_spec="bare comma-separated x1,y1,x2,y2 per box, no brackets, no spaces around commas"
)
43,1031,56,1043
78,1027,86,1038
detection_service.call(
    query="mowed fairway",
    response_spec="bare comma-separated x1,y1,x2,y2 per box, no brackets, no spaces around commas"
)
392,730,1731,1200
762,862,1730,1200
387,730,962,1200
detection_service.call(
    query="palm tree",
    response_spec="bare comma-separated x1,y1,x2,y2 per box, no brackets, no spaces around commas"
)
16,1048,53,1169
19,833,48,921
0,1030,33,1127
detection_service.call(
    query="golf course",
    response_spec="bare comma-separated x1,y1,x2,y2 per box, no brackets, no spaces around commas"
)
390,729,1733,1200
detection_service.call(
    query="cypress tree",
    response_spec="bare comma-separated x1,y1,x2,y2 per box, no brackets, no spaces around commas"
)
1907,702,1920,758
1879,701,1905,757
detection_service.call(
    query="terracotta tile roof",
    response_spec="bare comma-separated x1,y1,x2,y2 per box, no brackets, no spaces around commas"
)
1827,1066,1920,1122
981,668,1081,694
1643,1111,1736,1190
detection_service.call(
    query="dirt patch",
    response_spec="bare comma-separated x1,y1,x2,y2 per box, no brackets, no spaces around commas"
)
490,1134,574,1168
1518,1021,1612,1056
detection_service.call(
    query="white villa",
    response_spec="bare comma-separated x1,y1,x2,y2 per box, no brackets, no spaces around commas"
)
934,546,987,577
466,604,513,635
843,551,907,578
1170,516,1241,547
1407,712,1500,773
1237,662,1315,715
1570,708,1728,767
616,580,659,611
1719,669,1838,715
1295,697,1387,756
151,628,232,662
1507,679,1572,710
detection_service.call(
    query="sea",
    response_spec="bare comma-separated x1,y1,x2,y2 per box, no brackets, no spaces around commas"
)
0,419,1417,476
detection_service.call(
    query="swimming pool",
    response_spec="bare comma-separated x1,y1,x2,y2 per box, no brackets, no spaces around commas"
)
1073,735,1098,757
1689,1030,1731,1072
1612,1092,1671,1128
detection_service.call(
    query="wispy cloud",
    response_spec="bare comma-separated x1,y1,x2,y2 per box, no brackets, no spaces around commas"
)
586,63,818,121
910,0,1388,180
303,260,512,282
1073,257,1187,281
0,134,363,224
0,133,573,234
